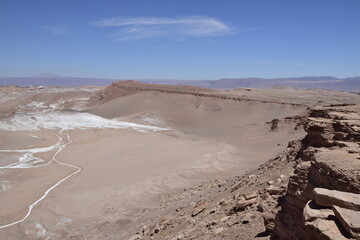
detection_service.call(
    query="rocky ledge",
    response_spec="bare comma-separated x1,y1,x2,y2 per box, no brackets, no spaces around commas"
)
272,104,360,240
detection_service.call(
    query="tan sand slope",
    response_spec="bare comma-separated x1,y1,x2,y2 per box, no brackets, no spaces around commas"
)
89,91,305,140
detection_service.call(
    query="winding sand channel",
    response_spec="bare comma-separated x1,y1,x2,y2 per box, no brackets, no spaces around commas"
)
0,111,168,230
0,130,80,229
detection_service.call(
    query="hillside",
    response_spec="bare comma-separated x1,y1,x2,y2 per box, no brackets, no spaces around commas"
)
1,76,359,93
0,82,359,239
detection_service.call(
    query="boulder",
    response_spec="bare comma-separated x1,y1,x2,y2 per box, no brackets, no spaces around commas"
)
305,218,349,240
244,192,257,200
192,200,209,217
263,211,276,234
314,188,360,211
237,198,257,210
267,185,285,195
303,200,334,222
230,180,245,192
229,198,257,214
333,205,360,239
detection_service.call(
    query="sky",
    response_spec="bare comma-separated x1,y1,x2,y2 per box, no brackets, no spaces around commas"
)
0,0,359,79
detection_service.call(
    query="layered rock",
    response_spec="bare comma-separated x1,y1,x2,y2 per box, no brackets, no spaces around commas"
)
314,188,360,211
302,188,360,240
333,205,360,238
272,104,360,240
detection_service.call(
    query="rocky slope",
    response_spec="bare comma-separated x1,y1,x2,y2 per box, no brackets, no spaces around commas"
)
121,104,360,240
123,140,302,240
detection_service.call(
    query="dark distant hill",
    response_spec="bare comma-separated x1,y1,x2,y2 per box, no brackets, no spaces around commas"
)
0,75,359,92
31,73,69,78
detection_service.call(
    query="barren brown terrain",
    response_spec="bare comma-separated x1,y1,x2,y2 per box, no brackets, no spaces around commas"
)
0,82,359,239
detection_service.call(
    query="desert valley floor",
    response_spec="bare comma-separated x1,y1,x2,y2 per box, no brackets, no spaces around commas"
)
0,82,360,239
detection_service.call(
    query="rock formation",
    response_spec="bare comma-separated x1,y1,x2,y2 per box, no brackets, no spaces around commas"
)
272,104,360,240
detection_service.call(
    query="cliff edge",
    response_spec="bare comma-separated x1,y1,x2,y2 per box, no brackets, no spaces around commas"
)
272,104,360,240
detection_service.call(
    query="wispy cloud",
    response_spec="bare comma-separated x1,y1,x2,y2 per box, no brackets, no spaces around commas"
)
90,16,233,41
44,25,69,36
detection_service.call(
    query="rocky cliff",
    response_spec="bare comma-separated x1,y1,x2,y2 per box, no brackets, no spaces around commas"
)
272,104,360,240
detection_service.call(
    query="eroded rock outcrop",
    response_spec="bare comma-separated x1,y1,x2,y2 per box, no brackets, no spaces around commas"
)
272,104,360,240
302,188,360,240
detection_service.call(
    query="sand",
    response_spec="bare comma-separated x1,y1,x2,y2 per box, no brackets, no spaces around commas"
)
0,83,359,239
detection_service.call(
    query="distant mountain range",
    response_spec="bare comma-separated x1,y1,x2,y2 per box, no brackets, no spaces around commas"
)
144,76,360,93
0,74,359,93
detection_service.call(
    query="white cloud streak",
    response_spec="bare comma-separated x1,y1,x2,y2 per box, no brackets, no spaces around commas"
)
90,16,233,41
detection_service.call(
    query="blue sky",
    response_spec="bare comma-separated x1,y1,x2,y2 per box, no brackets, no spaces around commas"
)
0,0,359,79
